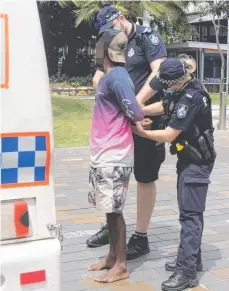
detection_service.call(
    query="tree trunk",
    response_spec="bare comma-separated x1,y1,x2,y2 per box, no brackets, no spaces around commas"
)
212,15,225,93
64,13,78,76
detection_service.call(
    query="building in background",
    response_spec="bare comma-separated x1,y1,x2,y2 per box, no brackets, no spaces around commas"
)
166,14,228,93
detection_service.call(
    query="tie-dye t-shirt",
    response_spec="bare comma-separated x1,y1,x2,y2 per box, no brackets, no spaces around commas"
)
90,67,144,168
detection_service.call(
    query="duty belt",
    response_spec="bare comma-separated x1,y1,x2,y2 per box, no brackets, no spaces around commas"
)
170,126,216,164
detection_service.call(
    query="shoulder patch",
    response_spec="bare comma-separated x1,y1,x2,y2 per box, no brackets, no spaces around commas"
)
143,27,152,34
185,93,193,99
148,34,159,45
128,48,135,57
177,104,188,119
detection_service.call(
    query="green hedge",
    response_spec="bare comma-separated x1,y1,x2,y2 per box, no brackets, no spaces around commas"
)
50,74,93,87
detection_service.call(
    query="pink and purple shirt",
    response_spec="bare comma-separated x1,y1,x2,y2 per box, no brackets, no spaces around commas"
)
90,67,144,168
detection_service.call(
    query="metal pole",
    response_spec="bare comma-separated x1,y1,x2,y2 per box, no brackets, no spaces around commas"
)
200,49,204,82
196,49,199,79
226,18,229,101
219,92,227,130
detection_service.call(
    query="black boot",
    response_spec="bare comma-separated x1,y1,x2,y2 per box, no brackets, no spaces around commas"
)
161,272,199,291
86,223,109,248
126,234,150,260
165,259,203,272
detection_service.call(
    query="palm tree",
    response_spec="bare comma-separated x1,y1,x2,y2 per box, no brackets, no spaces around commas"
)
58,1,188,29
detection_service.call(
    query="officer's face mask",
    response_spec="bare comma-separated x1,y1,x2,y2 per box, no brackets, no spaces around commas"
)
166,88,175,95
169,82,184,93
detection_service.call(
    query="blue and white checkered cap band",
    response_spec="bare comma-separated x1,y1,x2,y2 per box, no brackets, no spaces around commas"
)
156,74,185,85
155,59,187,85
1,133,50,187
106,11,121,22
96,11,121,30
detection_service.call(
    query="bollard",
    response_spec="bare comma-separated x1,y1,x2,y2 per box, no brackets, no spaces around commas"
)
219,92,227,130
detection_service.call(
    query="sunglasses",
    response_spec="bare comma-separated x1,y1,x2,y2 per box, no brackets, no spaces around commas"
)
95,12,121,30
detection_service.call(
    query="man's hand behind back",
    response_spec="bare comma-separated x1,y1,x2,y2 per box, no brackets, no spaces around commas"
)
132,121,146,137
140,118,153,130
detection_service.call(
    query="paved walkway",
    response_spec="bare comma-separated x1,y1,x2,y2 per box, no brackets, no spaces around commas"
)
55,130,229,291
212,105,229,128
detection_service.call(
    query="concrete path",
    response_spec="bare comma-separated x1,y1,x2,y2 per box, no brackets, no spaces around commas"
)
54,130,229,291
212,105,229,128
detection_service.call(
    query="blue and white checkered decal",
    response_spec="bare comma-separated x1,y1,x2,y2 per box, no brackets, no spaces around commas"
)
1,133,49,187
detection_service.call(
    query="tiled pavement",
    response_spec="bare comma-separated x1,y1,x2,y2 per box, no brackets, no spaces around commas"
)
55,130,229,291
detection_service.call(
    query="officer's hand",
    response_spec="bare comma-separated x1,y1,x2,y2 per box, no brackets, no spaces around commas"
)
132,122,146,137
140,118,153,130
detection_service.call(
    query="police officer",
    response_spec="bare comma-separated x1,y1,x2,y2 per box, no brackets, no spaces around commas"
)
87,6,168,260
132,57,216,291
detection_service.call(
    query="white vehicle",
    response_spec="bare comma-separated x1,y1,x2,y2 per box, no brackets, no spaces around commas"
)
1,1,61,290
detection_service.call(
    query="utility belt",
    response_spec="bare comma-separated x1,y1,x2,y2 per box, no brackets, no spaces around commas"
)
170,127,216,164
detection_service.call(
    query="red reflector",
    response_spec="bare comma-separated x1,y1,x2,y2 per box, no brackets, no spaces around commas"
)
14,201,29,237
20,270,46,285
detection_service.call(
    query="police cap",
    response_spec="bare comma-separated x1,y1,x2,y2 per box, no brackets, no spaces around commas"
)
150,58,187,91
96,6,121,35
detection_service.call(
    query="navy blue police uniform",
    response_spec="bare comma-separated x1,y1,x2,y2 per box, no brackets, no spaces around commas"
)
124,24,167,183
97,21,168,182
152,72,216,290
168,79,215,274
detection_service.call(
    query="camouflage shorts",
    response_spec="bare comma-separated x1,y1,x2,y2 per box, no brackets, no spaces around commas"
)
88,167,132,213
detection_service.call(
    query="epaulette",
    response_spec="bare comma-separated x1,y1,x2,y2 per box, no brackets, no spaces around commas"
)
185,92,194,99
142,27,152,34
185,88,209,102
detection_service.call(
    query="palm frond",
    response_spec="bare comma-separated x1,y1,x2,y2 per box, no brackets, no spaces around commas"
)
143,1,186,23
120,2,141,19
61,0,187,29
58,0,71,8
73,4,100,27
164,1,186,16
71,1,129,26
112,3,127,15
143,2,167,19
77,1,99,9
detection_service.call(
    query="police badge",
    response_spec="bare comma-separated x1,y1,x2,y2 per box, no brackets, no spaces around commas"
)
177,104,188,118
128,48,134,57
149,34,159,45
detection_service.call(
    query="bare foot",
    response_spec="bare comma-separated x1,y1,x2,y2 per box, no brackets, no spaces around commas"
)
88,256,115,271
94,264,129,283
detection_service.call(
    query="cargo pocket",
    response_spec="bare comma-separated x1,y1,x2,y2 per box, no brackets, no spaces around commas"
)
182,176,210,213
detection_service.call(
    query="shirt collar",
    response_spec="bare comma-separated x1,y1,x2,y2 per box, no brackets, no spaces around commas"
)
180,77,195,93
128,22,136,39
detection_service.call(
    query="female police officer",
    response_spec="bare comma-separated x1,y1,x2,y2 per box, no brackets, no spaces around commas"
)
133,57,216,291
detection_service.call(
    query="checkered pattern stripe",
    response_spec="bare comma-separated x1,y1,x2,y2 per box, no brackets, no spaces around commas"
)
0,133,50,188
156,74,185,85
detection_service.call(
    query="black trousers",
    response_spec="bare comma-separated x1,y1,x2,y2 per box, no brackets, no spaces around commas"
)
175,162,214,277
133,134,165,183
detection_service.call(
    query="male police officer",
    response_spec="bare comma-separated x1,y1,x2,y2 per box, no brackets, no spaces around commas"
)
87,6,167,260
133,57,216,291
